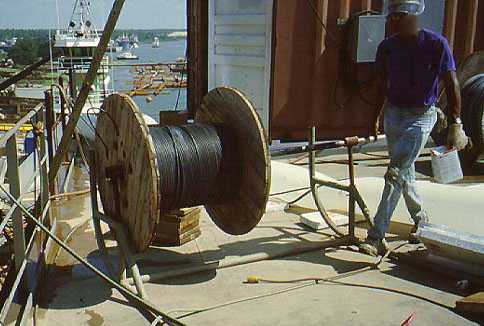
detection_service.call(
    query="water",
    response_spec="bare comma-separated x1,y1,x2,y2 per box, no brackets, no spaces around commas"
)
110,39,187,120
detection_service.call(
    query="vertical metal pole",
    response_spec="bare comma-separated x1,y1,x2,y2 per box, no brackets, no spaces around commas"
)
37,109,51,227
6,135,26,272
44,90,57,195
347,145,356,239
68,69,76,100
44,90,54,164
59,76,67,133
309,127,316,182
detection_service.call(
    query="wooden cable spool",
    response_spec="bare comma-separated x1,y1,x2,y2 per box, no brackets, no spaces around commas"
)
95,87,271,252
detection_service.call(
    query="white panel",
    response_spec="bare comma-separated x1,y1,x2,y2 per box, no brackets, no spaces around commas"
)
215,0,267,14
214,35,266,47
215,65,264,108
215,15,267,25
208,0,273,129
216,46,266,57
215,25,265,35
213,55,266,68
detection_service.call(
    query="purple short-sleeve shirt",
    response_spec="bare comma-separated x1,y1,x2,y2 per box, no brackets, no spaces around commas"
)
376,29,456,108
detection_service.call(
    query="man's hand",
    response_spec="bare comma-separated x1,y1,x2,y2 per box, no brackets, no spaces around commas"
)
447,123,469,151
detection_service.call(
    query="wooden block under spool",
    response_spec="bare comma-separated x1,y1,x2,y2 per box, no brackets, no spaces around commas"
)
153,227,201,246
155,219,200,236
160,207,201,224
153,207,201,246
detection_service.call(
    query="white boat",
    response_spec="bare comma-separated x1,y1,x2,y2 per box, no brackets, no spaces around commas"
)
152,37,160,48
54,0,112,113
117,52,139,60
167,31,187,38
129,35,139,49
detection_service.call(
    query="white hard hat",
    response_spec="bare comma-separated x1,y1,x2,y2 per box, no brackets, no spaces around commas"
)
385,0,425,16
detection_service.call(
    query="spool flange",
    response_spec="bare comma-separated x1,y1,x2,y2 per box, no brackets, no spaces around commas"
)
95,87,270,252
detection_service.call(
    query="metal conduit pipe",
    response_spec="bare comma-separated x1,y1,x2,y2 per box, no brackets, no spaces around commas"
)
309,127,350,237
124,237,349,286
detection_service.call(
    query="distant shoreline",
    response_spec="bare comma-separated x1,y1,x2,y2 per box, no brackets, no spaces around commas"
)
0,28,187,31
0,29,187,44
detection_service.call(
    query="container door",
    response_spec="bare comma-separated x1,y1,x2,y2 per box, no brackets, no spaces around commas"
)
208,0,273,129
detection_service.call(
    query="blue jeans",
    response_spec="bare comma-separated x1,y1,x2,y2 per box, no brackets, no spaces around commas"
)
367,103,437,240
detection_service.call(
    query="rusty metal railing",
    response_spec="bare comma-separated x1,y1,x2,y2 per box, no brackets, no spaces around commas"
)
0,101,52,324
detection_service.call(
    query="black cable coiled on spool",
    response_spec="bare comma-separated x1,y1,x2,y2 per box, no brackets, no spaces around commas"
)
149,124,223,211
461,74,484,158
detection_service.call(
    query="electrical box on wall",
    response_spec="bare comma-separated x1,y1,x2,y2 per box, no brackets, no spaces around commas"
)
351,15,386,63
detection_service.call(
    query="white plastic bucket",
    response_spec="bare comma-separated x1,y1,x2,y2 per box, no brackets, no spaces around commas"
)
431,146,463,184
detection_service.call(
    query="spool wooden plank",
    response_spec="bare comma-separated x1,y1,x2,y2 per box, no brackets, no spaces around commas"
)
196,87,271,235
95,93,160,252
456,292,484,314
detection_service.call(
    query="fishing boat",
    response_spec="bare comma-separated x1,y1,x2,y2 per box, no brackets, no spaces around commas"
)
117,33,131,51
117,51,139,60
54,0,112,112
107,39,122,52
131,35,140,48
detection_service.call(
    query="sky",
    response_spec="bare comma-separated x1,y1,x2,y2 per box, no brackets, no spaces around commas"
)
0,0,187,29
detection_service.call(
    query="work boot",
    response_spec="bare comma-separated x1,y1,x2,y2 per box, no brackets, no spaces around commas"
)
359,237,387,257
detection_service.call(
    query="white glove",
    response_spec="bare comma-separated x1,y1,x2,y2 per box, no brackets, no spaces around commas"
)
447,123,469,151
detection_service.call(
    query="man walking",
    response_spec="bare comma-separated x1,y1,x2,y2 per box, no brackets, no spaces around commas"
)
360,0,469,257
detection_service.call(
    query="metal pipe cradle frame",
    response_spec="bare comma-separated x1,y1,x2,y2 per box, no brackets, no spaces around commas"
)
308,127,380,239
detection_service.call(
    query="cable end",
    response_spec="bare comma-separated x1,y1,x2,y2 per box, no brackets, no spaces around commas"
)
246,276,261,284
